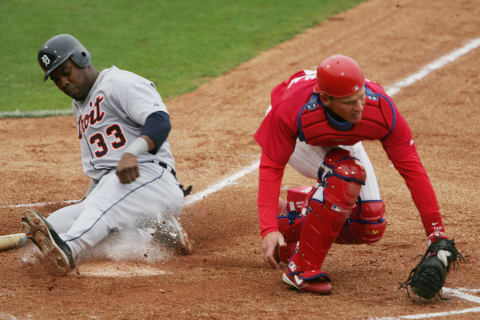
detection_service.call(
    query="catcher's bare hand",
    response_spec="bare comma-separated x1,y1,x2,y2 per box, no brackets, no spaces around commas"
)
116,153,139,184
262,231,286,269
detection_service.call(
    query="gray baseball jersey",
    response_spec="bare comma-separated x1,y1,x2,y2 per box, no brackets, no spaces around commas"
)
73,66,175,180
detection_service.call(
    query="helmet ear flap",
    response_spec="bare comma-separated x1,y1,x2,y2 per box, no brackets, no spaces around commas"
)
71,49,91,68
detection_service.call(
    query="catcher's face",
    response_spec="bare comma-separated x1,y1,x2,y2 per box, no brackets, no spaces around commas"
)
50,59,95,101
321,88,366,123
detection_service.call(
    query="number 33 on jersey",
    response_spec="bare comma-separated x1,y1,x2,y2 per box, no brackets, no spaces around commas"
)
77,95,126,158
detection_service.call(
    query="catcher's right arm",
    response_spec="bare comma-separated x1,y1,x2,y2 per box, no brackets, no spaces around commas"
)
400,238,465,299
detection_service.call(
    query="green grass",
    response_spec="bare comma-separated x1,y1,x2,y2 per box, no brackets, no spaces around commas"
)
0,0,364,113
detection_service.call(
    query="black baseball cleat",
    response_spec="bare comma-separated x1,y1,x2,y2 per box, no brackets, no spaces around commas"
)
21,209,74,276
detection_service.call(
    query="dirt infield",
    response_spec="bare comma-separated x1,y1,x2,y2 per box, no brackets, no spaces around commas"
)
1,0,480,319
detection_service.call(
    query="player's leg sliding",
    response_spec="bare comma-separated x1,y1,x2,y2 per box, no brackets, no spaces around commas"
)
21,210,74,275
281,148,366,294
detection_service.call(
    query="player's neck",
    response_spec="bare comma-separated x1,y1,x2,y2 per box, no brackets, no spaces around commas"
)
89,67,100,86
328,108,346,122
86,67,100,95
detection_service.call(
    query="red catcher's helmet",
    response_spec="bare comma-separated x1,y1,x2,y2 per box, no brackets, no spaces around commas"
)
314,55,365,98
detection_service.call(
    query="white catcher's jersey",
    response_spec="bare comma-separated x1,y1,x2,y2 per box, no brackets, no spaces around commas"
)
73,66,175,180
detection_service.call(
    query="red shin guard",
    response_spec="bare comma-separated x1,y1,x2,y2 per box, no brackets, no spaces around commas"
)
287,200,350,273
277,215,303,263
276,185,313,263
287,148,366,276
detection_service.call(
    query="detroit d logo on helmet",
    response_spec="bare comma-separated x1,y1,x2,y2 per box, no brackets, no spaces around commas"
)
41,55,51,67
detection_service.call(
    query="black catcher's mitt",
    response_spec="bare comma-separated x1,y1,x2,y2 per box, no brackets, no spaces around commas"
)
400,238,464,299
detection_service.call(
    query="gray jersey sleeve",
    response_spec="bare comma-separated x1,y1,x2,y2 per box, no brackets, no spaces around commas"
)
111,71,167,126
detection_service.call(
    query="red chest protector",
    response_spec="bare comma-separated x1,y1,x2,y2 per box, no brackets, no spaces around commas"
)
298,86,396,146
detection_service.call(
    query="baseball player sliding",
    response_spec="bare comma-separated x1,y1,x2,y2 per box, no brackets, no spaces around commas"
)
254,55,463,297
22,34,192,275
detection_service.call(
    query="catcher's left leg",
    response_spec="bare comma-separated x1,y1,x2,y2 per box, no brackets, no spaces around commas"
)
282,148,366,294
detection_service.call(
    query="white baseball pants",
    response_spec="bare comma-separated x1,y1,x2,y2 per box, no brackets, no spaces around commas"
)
47,162,184,259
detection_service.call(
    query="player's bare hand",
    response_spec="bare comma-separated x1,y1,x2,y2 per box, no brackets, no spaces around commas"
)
262,231,286,269
116,153,139,184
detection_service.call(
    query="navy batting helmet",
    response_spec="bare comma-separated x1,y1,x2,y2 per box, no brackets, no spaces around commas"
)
38,34,91,81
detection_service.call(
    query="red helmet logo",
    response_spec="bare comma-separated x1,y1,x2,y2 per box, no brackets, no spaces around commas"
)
314,55,365,98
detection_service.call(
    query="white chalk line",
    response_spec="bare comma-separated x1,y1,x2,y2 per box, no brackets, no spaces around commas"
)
0,108,72,119
371,288,480,320
373,308,480,320
1,36,480,320
443,288,480,304
183,161,260,206
384,37,480,96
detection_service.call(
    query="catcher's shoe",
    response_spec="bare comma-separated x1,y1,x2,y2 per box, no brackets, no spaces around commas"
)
282,269,332,294
152,215,193,255
21,209,74,276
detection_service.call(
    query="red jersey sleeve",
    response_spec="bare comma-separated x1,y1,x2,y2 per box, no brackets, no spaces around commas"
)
253,107,297,167
257,151,286,237
380,95,446,238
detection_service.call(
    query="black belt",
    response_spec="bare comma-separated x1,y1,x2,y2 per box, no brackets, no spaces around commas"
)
142,160,177,179
158,162,177,179
149,161,192,196
158,162,192,196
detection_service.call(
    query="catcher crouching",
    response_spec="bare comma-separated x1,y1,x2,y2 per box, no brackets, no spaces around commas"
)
254,55,464,297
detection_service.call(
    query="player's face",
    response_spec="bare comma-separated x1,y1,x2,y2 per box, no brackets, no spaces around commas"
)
50,59,92,100
323,88,366,123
